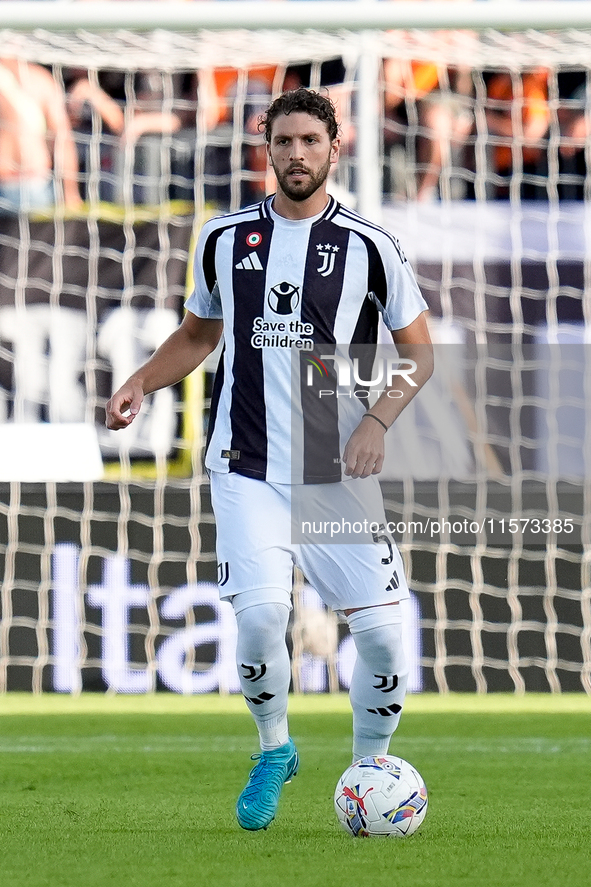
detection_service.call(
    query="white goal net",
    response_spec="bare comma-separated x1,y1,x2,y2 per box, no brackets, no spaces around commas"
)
1,2,590,695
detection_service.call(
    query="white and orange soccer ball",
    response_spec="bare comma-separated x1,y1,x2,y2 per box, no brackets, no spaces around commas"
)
334,755,428,838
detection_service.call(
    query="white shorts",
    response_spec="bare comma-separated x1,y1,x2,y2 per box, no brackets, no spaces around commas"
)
209,470,409,612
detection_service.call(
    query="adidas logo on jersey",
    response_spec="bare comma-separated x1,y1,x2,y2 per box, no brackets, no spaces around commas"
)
235,252,263,271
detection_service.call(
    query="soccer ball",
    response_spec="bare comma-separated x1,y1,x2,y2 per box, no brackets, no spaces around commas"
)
334,755,428,838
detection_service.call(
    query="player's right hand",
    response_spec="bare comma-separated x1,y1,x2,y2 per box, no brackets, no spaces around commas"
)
105,380,144,430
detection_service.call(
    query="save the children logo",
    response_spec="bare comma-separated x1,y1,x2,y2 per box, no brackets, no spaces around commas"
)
268,281,300,315
250,316,314,350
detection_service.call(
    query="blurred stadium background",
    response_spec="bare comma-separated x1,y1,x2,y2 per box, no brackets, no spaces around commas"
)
1,0,591,697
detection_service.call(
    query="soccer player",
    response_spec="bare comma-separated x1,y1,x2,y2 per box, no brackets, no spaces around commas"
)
106,88,433,832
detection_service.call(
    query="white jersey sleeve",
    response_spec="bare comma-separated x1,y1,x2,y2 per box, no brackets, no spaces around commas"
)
379,233,428,331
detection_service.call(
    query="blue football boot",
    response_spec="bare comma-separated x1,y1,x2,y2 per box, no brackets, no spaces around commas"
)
236,738,299,830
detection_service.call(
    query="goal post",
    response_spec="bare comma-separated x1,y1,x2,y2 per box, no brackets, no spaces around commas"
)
5,1,591,31
0,1,591,695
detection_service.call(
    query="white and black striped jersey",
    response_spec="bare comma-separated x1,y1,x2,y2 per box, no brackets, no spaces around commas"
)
186,195,428,484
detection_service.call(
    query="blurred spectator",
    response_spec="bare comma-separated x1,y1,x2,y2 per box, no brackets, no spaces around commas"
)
384,54,474,201
557,71,587,158
559,93,588,159
382,0,476,201
65,67,218,203
557,70,588,199
0,56,82,214
485,67,551,199
66,72,126,141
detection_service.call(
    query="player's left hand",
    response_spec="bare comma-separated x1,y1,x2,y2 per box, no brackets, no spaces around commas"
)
342,417,385,479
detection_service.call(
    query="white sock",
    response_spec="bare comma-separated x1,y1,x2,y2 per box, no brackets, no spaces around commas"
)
347,607,408,762
234,600,292,751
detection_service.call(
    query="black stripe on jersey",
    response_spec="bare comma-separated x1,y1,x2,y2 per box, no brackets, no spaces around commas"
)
206,344,225,456
202,227,225,292
341,221,382,401
300,345,341,483
355,232,389,311
338,206,408,265
351,296,380,347
323,196,341,222
300,219,350,483
228,217,274,478
349,297,380,401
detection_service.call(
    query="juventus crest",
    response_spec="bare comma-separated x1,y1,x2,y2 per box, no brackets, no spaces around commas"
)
316,243,339,277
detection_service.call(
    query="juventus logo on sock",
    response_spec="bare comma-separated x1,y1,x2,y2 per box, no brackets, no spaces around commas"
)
373,674,399,693
240,663,267,682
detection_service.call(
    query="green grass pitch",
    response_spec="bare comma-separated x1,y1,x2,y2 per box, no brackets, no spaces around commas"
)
1,693,590,887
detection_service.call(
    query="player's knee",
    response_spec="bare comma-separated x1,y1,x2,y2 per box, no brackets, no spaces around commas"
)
237,600,289,636
347,606,407,677
235,600,290,662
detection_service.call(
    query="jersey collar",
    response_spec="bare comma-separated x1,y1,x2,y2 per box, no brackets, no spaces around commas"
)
260,194,339,225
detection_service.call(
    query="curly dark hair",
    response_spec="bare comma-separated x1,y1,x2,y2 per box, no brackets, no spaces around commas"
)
259,88,339,143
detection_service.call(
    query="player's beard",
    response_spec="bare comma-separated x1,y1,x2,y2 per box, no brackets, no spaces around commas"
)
271,155,332,202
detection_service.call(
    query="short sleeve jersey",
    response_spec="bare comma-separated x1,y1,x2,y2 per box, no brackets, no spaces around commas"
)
186,195,428,484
